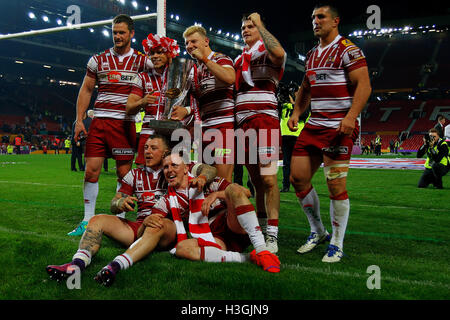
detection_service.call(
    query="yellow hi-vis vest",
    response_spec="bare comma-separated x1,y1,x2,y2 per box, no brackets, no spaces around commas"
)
64,139,71,148
280,103,308,137
424,140,449,168
135,111,145,134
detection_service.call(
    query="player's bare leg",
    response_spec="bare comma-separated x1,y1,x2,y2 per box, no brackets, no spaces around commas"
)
175,238,250,263
321,156,350,263
245,164,267,232
224,183,281,272
68,156,104,236
47,215,135,281
215,163,234,182
246,161,280,253
114,159,133,218
95,218,176,287
290,154,331,254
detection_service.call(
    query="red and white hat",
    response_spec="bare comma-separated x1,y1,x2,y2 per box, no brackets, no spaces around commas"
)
142,33,180,58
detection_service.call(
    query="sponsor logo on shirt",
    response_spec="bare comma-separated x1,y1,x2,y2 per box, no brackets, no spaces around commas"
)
112,148,134,155
107,71,135,83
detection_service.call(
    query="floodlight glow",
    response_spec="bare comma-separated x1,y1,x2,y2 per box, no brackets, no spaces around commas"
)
42,15,49,22
89,28,94,33
28,12,36,19
175,15,179,21
103,29,109,37
56,19,62,25
132,1,138,9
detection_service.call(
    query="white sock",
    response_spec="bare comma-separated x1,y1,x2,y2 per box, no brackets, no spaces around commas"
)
235,205,267,253
201,246,249,263
115,181,126,218
266,226,278,239
72,249,92,268
83,181,98,221
296,187,326,235
113,253,133,270
330,197,350,250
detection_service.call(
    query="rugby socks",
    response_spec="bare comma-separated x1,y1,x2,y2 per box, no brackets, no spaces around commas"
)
235,205,267,253
72,249,92,271
329,191,350,250
109,253,134,274
200,246,249,263
115,180,126,219
267,219,279,240
296,186,326,236
83,181,98,221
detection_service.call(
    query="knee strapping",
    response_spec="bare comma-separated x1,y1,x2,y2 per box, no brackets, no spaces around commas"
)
323,164,349,180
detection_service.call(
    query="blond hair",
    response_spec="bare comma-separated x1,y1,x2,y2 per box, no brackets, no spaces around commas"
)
183,25,207,39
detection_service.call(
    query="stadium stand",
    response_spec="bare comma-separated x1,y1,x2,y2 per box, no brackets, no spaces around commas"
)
0,1,448,154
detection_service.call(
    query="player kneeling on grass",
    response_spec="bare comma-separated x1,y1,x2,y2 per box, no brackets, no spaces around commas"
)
94,152,280,286
46,135,215,283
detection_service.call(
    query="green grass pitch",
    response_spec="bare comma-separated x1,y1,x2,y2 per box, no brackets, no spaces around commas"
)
0,154,448,300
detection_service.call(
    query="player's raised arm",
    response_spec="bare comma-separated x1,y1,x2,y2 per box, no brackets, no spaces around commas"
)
247,12,286,66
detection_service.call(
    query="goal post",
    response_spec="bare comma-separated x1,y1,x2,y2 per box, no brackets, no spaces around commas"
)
0,0,167,40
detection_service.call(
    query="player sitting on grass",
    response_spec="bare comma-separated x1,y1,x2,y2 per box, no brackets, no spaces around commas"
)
94,151,280,286
46,135,215,282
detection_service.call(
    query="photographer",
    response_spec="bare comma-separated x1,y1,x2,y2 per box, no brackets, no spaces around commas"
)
417,128,450,189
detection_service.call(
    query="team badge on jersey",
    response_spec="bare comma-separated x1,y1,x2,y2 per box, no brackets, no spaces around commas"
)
142,192,155,203
341,39,355,47
101,62,110,70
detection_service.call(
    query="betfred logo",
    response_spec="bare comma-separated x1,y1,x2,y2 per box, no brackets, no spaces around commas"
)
107,71,122,83
306,70,316,85
142,192,155,203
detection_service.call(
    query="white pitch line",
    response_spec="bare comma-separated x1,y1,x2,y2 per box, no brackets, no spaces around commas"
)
280,198,447,213
282,263,450,290
0,180,81,188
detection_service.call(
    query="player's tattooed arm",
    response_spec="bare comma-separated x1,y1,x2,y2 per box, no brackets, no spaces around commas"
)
196,164,217,183
248,12,285,65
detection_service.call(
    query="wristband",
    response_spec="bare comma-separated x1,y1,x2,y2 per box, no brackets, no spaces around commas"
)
200,56,209,64
185,106,192,115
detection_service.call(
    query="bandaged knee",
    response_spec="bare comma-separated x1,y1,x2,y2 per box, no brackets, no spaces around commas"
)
323,164,349,180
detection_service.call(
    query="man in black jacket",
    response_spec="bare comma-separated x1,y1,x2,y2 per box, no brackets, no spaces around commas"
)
417,128,449,189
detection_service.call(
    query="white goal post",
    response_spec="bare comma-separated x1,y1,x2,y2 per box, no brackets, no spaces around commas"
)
0,0,166,40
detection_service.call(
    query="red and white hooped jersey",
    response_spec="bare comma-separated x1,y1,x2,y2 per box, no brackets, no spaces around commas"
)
86,48,152,121
194,51,235,128
304,35,367,129
130,70,164,135
119,166,167,219
234,50,284,126
151,177,230,222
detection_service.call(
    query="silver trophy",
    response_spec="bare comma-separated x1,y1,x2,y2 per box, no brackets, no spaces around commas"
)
149,57,196,136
